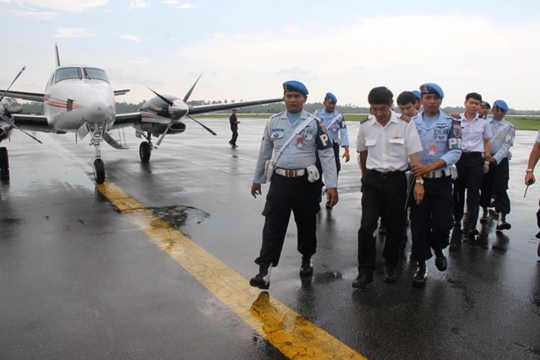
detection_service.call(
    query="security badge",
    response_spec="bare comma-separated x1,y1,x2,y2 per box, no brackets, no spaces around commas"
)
296,137,304,149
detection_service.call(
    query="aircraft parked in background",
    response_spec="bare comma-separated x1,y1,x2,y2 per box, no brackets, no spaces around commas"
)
0,44,282,184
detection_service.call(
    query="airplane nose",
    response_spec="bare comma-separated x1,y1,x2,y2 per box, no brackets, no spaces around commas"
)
91,101,106,117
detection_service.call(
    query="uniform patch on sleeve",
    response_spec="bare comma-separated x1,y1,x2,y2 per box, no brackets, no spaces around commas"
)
360,116,370,124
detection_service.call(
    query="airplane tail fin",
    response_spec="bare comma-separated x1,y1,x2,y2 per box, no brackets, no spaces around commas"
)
55,42,61,68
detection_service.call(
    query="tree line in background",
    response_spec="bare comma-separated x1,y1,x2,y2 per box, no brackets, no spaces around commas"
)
14,99,540,116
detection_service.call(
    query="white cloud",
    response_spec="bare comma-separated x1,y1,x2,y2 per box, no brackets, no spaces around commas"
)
128,59,150,64
13,0,109,12
162,1,197,9
129,0,150,9
120,34,140,42
6,10,59,20
175,14,540,108
53,28,95,38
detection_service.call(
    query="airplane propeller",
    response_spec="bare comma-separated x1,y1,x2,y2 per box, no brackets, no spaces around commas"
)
0,66,42,144
143,75,217,147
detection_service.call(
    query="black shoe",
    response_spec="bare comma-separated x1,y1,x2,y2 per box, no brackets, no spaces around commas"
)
464,228,479,237
325,201,332,209
496,213,511,230
383,265,397,283
413,260,427,288
434,253,448,271
249,262,272,289
299,256,313,276
352,273,373,289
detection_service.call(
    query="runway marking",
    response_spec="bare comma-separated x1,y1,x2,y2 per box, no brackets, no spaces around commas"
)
96,181,366,360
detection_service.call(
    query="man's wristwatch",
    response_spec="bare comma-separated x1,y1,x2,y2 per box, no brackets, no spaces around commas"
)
415,179,424,185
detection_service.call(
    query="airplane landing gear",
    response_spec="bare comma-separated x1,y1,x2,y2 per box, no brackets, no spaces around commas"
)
0,147,9,179
140,141,151,163
93,158,105,184
89,124,105,184
139,132,153,163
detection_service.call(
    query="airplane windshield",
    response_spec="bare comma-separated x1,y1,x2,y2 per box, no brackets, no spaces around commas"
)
84,68,109,83
55,67,82,82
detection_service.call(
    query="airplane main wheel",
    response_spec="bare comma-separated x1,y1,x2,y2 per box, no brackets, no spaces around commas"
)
0,147,9,178
140,142,151,163
93,158,105,184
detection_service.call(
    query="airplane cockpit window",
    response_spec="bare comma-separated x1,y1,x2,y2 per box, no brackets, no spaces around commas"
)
84,68,109,83
55,67,82,82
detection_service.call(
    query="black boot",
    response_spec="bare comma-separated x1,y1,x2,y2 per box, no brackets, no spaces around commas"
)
413,260,427,288
496,213,511,230
250,262,272,289
434,250,447,271
352,272,374,289
299,255,313,276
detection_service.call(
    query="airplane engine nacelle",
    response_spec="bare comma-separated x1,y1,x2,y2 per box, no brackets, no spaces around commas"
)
139,121,186,136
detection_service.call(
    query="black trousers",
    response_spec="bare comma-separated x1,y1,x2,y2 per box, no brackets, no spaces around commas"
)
411,176,454,261
453,152,484,230
480,157,510,214
358,170,407,274
255,173,320,267
229,128,238,145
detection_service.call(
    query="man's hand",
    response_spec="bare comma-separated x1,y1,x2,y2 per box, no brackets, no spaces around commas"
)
251,183,262,198
525,172,536,186
414,183,424,204
483,163,489,174
326,187,339,207
411,163,431,177
342,147,350,162
450,113,461,119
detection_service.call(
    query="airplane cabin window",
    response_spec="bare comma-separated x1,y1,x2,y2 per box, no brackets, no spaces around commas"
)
55,68,82,82
84,68,110,83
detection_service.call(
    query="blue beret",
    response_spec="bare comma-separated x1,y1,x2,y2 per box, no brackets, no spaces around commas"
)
493,100,508,111
412,90,421,100
419,83,444,99
325,92,337,103
480,101,491,109
283,80,308,95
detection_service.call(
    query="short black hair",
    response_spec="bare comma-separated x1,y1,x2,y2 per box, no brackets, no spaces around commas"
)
368,86,393,105
465,92,482,102
397,91,417,106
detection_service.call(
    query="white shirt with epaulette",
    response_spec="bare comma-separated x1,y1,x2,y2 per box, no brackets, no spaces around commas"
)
356,111,423,172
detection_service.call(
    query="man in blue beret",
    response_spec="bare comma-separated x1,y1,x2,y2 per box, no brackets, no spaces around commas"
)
408,83,462,287
479,101,491,119
313,92,350,209
480,100,515,230
249,80,339,289
453,92,492,238
412,90,422,112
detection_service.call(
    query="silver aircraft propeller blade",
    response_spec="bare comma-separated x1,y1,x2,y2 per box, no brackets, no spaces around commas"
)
183,72,203,103
0,66,26,103
5,119,42,144
154,127,170,149
186,114,216,136
144,85,174,106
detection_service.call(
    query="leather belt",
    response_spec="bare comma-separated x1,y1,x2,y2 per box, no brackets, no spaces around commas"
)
423,168,451,179
275,168,306,177
369,170,404,178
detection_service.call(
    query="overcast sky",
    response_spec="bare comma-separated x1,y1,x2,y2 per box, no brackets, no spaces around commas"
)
1,0,540,110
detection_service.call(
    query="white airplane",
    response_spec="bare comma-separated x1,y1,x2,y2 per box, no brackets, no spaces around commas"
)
0,44,282,184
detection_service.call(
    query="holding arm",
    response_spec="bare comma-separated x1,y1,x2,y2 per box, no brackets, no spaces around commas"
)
525,141,540,185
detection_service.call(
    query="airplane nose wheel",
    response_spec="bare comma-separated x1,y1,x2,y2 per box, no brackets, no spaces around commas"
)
93,158,105,184
139,141,151,163
0,147,9,179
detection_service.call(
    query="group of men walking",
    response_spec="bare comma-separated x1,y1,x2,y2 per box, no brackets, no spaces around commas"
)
247,80,516,291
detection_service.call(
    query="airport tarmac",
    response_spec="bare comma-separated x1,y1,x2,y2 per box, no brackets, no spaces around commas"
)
0,118,539,360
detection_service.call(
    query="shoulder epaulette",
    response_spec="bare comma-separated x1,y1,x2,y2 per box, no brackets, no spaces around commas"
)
270,111,284,119
399,114,411,122
360,115,370,124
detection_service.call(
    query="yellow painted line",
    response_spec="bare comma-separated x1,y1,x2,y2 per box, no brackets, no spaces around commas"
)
96,181,366,360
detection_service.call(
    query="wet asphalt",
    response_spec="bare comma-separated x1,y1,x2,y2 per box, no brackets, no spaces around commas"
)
0,118,539,360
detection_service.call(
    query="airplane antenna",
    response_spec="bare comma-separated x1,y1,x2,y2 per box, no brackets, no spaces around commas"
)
55,42,61,68
0,66,26,104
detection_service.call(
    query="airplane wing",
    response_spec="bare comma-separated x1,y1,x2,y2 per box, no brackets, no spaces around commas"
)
114,89,130,96
111,112,142,129
188,98,282,115
12,114,59,133
0,90,44,102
